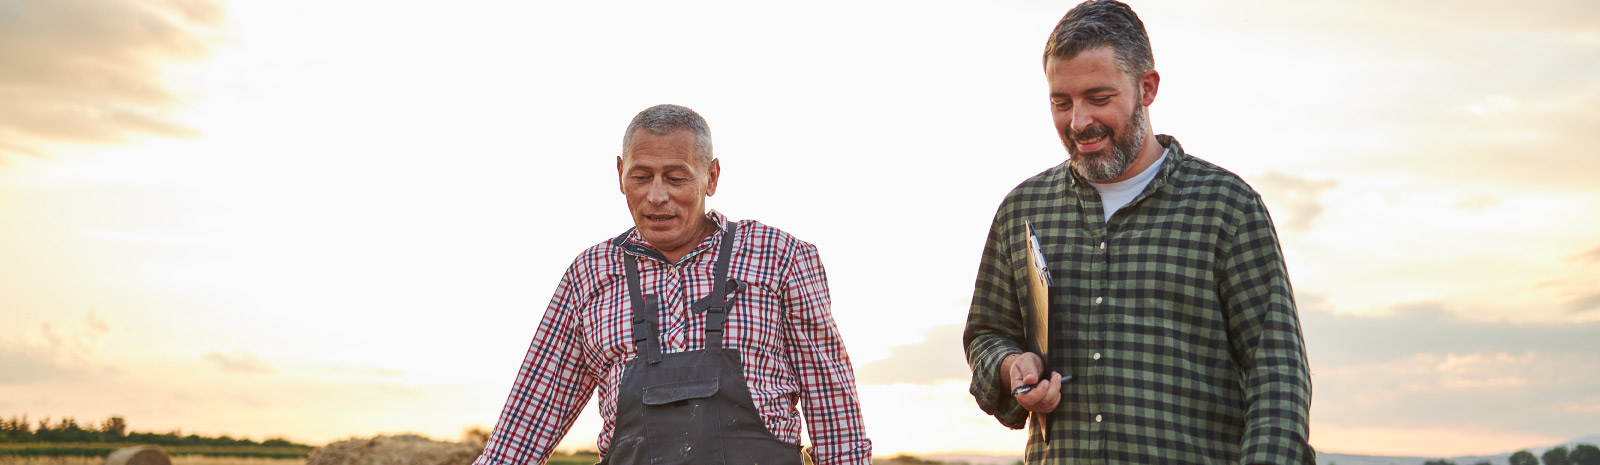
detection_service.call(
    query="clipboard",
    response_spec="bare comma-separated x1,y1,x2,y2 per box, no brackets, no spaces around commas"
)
1023,220,1052,364
1022,220,1053,441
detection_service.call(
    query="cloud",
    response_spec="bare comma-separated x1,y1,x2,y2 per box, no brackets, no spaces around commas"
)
1301,303,1600,437
202,350,273,374
1567,292,1600,314
1301,303,1600,366
0,337,82,384
856,324,971,386
0,0,224,157
1576,246,1600,264
0,312,112,383
1452,195,1500,212
1249,171,1338,233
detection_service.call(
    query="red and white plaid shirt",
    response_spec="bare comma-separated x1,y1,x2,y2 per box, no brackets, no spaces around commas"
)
474,211,872,465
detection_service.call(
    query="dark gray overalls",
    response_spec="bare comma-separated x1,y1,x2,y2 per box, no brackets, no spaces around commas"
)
599,223,804,465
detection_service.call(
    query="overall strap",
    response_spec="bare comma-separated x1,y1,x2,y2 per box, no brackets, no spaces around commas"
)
623,254,663,364
691,222,739,350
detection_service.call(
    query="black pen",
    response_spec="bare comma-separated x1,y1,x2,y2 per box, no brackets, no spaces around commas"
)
1012,375,1073,395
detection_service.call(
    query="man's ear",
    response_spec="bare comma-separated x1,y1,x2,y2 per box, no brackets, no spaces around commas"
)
705,158,721,197
616,156,626,195
1139,69,1160,107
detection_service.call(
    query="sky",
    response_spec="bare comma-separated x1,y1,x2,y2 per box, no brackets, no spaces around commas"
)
2,0,1598,459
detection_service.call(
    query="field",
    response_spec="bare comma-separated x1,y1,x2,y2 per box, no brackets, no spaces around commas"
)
0,444,310,460
0,443,600,465
0,457,303,465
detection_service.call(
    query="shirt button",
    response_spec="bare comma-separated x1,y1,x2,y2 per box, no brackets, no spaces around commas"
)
1095,296,1103,304
1099,242,1105,250
1094,414,1103,422
1092,352,1101,360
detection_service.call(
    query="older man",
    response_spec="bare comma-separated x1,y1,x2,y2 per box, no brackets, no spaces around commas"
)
474,104,871,465
962,1,1315,464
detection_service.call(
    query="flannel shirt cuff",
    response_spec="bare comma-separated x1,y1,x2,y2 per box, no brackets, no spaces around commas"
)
969,342,1027,429
1241,425,1316,465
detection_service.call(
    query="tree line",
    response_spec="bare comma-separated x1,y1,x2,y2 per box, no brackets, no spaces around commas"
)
0,415,308,448
1418,443,1600,465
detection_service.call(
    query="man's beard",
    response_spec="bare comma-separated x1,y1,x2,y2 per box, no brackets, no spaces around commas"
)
1066,103,1148,183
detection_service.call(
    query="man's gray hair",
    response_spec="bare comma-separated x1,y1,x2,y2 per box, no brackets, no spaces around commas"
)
621,104,713,164
1043,0,1154,81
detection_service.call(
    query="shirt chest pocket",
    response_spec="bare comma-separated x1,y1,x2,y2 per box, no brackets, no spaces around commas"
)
722,279,786,355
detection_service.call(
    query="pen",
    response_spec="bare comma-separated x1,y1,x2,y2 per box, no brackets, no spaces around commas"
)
1011,375,1073,395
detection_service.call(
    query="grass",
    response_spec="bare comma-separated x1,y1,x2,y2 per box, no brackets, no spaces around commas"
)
0,457,304,465
0,444,310,460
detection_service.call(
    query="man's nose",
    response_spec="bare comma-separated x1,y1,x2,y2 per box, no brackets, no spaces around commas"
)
646,178,670,204
1070,107,1095,135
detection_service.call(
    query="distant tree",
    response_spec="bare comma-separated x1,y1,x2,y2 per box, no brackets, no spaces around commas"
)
1546,446,1573,465
1474,461,1493,465
1513,450,1541,465
102,416,127,440
1424,459,1458,465
0,415,33,442
1571,444,1600,465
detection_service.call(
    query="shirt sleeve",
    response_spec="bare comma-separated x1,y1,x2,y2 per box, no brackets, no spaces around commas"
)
474,264,598,465
962,207,1029,429
1218,195,1316,465
781,243,873,465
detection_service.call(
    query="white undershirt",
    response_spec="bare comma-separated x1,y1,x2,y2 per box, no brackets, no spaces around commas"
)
1087,148,1169,223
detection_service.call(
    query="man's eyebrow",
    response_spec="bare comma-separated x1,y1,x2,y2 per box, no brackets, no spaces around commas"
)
1043,86,1120,100
625,162,695,172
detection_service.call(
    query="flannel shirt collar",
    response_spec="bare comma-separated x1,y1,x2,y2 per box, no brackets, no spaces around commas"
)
611,210,731,265
1063,134,1186,203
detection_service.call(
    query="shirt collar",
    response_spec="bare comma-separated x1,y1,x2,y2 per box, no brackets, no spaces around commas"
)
1064,134,1186,191
612,210,731,265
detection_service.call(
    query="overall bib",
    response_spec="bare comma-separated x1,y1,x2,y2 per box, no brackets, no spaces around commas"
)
600,223,804,465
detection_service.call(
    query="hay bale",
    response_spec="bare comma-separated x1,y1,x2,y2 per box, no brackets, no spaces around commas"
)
307,435,484,465
105,446,171,465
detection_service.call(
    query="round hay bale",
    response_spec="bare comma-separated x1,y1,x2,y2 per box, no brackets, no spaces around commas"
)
307,435,484,465
105,446,171,465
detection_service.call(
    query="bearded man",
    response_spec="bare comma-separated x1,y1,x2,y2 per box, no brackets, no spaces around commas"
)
961,1,1315,464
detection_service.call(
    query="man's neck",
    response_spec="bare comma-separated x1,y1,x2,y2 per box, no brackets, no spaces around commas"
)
657,215,718,264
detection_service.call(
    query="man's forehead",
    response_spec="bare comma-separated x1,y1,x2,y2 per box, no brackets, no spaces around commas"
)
1046,48,1135,92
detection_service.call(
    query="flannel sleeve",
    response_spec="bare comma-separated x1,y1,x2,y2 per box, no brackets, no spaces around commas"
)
474,265,598,465
1218,194,1316,465
963,207,1029,429
781,243,873,465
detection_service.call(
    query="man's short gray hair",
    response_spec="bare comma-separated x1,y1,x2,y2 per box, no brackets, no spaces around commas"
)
621,104,713,164
1043,0,1154,81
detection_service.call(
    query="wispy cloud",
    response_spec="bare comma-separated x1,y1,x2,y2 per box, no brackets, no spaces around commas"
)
1567,292,1600,314
1250,171,1338,234
0,311,112,383
1302,304,1600,436
856,324,970,386
203,350,273,374
0,0,224,157
1576,246,1600,264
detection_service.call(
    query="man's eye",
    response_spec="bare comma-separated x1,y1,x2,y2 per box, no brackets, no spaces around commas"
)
1089,97,1111,104
668,177,689,183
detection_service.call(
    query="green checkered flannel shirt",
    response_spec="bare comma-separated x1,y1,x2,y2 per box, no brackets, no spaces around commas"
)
963,136,1314,464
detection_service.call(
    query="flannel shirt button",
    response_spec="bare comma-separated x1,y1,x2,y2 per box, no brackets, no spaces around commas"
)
1094,414,1103,422
1099,242,1105,250
1092,352,1101,360
1095,296,1103,304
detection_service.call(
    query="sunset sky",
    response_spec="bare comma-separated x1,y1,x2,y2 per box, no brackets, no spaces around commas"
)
3,0,1598,459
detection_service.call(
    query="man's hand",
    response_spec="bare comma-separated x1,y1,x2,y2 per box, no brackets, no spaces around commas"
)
1001,352,1060,413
